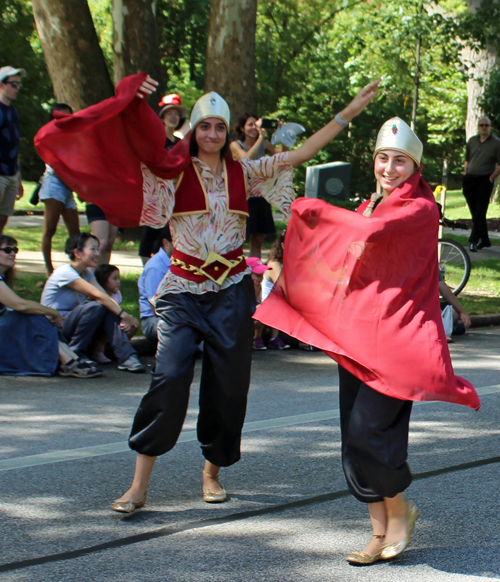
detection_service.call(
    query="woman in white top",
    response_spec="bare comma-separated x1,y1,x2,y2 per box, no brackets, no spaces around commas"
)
41,232,143,372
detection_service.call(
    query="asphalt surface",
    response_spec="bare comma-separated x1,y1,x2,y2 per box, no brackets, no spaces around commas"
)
1,328,499,581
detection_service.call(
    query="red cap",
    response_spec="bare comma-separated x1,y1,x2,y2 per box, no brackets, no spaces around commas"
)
158,93,187,118
246,257,270,274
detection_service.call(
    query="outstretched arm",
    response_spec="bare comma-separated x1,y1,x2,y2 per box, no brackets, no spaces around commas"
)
287,79,380,168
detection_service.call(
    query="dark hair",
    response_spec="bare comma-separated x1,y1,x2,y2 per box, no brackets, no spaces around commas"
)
94,264,119,289
49,103,73,121
0,234,17,287
236,112,258,141
151,225,172,255
190,122,229,159
268,230,286,264
65,232,99,260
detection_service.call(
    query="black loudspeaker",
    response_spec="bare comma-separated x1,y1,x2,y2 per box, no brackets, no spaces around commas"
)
305,162,351,202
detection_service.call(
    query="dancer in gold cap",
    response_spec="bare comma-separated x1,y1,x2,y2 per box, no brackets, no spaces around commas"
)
256,116,478,564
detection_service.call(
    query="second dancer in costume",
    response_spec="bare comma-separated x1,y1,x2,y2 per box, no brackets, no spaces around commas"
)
256,117,479,563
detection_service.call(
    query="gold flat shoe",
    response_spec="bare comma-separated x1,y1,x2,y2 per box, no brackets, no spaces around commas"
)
111,491,147,514
202,470,227,503
346,534,385,566
380,501,418,560
346,550,383,566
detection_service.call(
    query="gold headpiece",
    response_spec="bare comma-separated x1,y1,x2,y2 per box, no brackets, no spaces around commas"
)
373,117,423,165
190,92,230,130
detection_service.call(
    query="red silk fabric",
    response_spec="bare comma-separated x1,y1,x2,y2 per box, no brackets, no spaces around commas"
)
34,73,191,228
256,170,479,410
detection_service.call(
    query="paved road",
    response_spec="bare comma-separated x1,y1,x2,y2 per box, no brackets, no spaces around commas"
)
0,328,499,581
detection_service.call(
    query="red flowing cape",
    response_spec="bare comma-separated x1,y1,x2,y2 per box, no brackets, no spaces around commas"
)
256,171,479,410
34,73,191,228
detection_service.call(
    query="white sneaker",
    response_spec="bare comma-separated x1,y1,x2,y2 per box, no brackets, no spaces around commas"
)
117,354,145,373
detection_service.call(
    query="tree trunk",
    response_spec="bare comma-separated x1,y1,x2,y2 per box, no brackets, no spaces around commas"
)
205,0,257,127
112,0,164,102
32,0,114,110
463,0,498,140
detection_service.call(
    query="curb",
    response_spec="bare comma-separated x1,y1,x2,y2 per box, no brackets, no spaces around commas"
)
131,314,500,359
470,313,500,328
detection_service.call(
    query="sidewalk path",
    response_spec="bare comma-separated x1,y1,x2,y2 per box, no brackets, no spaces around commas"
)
16,249,143,276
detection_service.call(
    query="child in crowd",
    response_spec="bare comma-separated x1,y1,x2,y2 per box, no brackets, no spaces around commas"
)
93,264,138,363
253,233,290,350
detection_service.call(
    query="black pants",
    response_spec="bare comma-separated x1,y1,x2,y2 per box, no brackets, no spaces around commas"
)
338,366,413,503
62,302,135,362
463,174,493,245
129,276,255,466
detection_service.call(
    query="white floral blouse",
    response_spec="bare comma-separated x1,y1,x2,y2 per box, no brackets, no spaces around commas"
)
140,152,294,297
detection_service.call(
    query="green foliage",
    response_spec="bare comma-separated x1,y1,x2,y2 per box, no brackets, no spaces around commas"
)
254,0,472,197
88,0,114,76
156,0,211,103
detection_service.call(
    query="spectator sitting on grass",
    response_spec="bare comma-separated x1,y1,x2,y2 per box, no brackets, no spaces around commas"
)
138,226,173,342
41,232,145,373
0,234,102,378
439,279,471,343
92,264,139,363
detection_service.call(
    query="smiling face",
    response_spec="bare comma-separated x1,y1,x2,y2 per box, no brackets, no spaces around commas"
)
195,117,227,156
0,238,17,273
74,237,100,268
243,117,258,139
163,108,180,130
374,150,417,196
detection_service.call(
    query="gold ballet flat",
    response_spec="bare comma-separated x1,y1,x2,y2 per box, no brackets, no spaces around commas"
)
202,470,227,503
346,534,385,566
111,491,147,514
380,501,418,560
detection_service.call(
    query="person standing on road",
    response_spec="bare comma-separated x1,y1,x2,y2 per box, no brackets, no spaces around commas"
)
463,116,500,252
34,72,380,514
110,78,380,514
0,66,25,234
256,117,479,565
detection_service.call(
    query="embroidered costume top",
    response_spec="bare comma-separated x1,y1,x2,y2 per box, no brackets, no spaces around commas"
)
146,153,293,296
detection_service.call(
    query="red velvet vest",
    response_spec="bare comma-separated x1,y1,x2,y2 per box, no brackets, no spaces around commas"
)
172,156,249,217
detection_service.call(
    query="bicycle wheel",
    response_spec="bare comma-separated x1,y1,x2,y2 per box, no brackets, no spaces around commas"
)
438,238,471,296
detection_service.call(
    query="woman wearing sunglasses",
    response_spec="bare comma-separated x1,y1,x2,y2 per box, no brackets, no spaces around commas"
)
0,234,102,377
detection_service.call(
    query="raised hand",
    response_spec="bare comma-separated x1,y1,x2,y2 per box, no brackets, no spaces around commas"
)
136,75,158,99
345,79,381,119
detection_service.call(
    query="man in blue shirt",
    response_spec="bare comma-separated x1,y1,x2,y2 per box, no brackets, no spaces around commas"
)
138,226,173,341
0,66,25,234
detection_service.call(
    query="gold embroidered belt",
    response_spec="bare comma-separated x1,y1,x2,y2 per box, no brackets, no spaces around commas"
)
170,246,247,285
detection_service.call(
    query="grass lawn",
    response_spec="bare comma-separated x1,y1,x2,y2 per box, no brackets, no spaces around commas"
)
6,225,140,253
440,188,500,220
17,181,87,213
